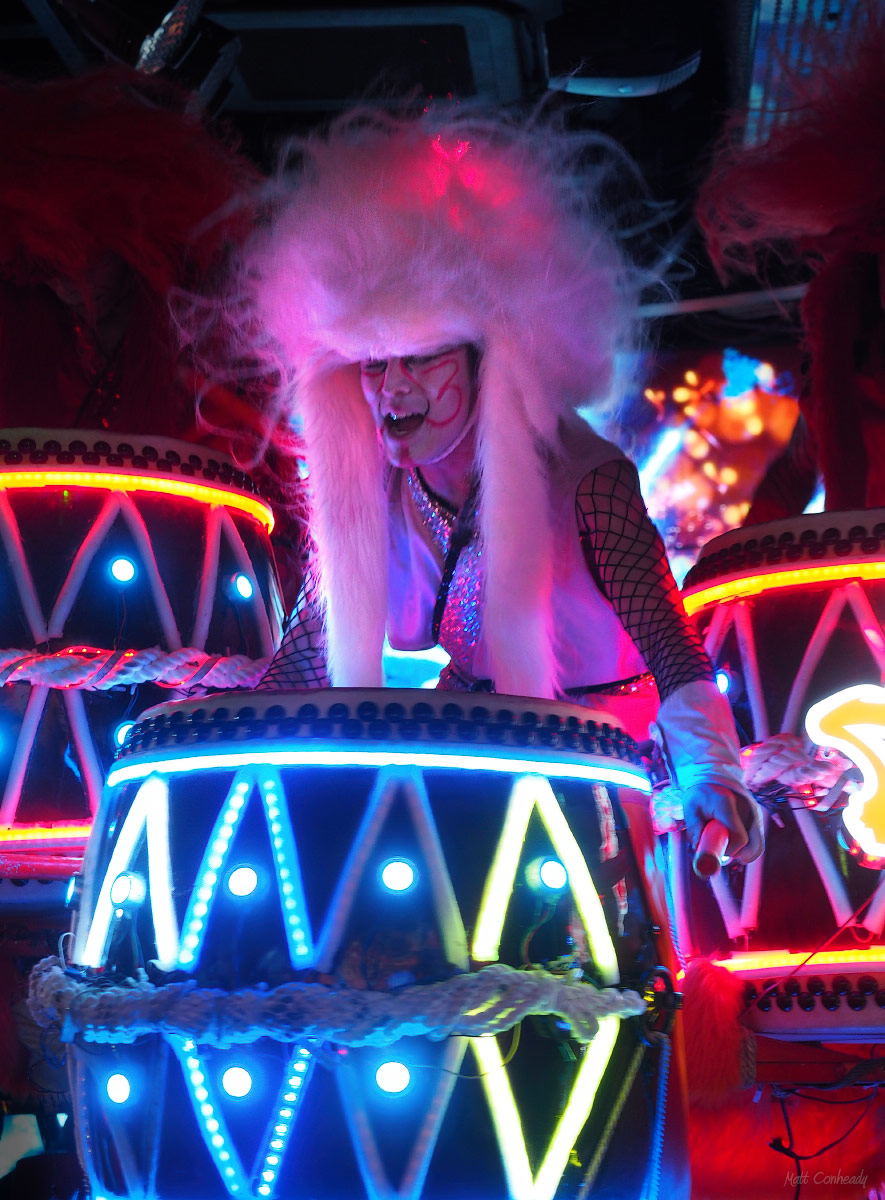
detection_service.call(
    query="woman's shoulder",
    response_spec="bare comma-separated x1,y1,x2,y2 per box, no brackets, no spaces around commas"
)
553,413,629,486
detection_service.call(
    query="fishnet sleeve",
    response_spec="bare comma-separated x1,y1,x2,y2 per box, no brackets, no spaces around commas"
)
575,458,713,703
257,556,329,690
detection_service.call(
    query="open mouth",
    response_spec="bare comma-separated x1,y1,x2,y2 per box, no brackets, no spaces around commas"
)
383,412,425,438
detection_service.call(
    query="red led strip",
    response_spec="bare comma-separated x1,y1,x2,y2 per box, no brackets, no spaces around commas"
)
0,470,274,531
683,561,885,616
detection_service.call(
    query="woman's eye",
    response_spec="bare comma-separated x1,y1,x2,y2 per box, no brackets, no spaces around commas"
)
362,360,387,374
406,349,449,368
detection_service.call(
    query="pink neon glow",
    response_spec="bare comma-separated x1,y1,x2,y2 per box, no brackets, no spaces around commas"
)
712,948,885,972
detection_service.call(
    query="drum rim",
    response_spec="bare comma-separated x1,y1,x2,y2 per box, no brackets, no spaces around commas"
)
684,506,885,591
0,427,271,501
115,687,642,770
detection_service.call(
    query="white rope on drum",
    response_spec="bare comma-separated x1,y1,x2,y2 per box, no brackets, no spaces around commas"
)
0,646,270,690
29,958,646,1049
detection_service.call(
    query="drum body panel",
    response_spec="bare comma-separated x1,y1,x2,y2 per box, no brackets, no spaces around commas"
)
680,512,885,1039
0,431,282,873
62,689,685,1200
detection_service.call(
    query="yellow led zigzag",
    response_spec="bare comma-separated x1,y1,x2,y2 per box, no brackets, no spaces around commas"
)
471,774,619,986
471,774,622,1200
472,1017,620,1200
806,684,885,858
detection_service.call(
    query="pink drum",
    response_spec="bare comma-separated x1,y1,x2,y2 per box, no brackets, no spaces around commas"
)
679,509,885,1038
42,688,689,1200
0,429,284,878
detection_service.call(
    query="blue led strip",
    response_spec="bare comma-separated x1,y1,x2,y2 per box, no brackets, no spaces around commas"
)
253,1046,314,1198
176,774,253,969
259,768,314,967
108,746,651,794
168,1037,251,1198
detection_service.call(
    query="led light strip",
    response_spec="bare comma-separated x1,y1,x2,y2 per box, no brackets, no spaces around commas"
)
107,746,650,793
176,776,251,969
471,775,619,985
0,822,91,844
261,771,313,966
683,560,885,616
472,1015,620,1200
805,684,885,859
171,1038,251,1197
712,948,885,973
0,470,273,531
79,775,179,970
256,1048,314,1198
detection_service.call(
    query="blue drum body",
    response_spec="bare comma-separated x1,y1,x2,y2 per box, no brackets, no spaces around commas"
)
63,689,684,1200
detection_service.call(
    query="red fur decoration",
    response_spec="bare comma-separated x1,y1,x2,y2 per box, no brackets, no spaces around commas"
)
698,6,885,273
697,6,885,512
0,67,256,296
682,958,752,1107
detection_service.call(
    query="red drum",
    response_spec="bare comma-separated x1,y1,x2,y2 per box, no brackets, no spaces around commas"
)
0,429,283,876
679,510,885,1038
47,689,688,1200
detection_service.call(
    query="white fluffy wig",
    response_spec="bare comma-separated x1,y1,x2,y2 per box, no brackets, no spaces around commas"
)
232,110,638,696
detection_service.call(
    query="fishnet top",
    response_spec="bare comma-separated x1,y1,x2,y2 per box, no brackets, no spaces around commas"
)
260,456,713,700
575,458,713,703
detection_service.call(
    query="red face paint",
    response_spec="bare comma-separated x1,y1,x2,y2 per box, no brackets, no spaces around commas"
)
360,344,476,469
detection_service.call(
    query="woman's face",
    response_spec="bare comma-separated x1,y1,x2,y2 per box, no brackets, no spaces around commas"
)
359,344,476,468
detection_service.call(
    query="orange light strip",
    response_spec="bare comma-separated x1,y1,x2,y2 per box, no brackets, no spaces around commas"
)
683,561,885,616
0,822,92,844
0,470,273,532
712,948,885,973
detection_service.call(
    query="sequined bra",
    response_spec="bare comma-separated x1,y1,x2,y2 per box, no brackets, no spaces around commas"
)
405,469,486,689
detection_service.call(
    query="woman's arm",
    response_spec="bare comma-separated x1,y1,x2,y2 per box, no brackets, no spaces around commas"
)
258,558,329,690
575,458,763,862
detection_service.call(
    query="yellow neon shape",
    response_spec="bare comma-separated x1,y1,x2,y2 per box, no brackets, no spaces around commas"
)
682,561,885,616
79,775,179,970
805,683,885,858
472,1015,620,1200
471,775,619,986
0,822,91,843
712,948,885,972
0,470,273,532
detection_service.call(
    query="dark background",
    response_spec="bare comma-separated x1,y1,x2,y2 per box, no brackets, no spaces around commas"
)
0,0,861,354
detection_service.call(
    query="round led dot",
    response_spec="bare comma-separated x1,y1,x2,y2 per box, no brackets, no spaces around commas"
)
106,1073,131,1104
221,1067,253,1098
227,866,258,897
109,556,136,584
538,858,568,891
376,1061,410,1094
206,1119,219,1133
113,720,135,748
381,860,416,892
233,573,254,600
715,670,730,694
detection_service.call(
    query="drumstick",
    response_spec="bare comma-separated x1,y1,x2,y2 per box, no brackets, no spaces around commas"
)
693,819,730,878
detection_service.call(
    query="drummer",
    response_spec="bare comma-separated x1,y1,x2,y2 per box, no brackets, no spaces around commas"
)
228,111,762,865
